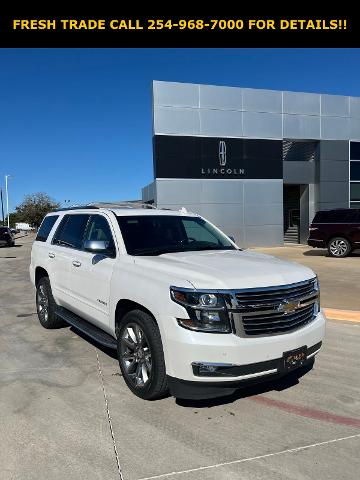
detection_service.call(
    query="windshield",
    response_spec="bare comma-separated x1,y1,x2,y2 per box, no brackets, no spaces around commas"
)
117,215,237,256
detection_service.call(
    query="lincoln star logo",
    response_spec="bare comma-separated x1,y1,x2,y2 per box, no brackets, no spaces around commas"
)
219,140,227,166
278,299,300,314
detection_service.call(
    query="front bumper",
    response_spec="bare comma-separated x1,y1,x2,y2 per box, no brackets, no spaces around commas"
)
158,310,326,386
167,356,316,399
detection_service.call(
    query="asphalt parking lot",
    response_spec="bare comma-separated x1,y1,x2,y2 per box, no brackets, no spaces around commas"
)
1,235,359,480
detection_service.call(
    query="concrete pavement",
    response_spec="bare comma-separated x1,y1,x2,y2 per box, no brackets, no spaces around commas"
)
0,236,359,479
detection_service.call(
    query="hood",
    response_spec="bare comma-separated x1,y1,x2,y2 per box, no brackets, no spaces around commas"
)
134,249,315,290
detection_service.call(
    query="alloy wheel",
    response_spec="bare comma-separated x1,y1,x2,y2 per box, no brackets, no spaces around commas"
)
37,285,49,322
120,323,152,388
329,239,348,257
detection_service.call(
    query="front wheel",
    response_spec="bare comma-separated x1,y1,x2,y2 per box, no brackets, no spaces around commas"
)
117,310,168,400
328,237,351,258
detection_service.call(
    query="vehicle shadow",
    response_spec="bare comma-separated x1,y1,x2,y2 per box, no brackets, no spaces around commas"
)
69,326,118,360
303,249,360,257
176,361,314,408
302,249,328,256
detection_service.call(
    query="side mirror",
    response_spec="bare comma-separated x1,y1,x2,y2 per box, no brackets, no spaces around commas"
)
229,235,236,243
83,240,115,257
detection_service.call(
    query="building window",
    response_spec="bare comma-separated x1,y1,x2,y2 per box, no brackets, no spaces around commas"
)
350,142,360,208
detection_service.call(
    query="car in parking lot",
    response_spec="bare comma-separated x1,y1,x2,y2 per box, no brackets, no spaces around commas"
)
0,226,15,247
30,203,325,400
308,208,360,257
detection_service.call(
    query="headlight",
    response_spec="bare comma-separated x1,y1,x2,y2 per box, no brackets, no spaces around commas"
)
170,287,232,333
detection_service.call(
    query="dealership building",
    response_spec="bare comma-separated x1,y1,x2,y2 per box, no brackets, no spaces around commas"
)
142,81,360,247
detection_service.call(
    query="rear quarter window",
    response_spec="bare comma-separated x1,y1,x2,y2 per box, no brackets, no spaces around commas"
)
36,215,59,242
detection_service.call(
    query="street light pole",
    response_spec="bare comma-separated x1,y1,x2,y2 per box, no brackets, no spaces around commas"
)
0,188,4,226
5,175,11,228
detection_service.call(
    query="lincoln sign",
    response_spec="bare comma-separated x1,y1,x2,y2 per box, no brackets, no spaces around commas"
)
153,135,283,180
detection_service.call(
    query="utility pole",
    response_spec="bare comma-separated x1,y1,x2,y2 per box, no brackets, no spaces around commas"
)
5,175,11,228
0,188,4,226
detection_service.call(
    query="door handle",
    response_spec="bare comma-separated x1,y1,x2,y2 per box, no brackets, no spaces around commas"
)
72,260,81,267
48,252,55,258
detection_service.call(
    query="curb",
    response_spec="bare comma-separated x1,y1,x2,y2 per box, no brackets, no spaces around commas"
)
323,308,360,323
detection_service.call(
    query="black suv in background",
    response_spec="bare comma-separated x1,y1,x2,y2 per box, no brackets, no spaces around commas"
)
308,209,360,257
0,227,15,247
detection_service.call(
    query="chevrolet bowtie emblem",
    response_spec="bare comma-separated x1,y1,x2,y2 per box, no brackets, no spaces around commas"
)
278,299,300,314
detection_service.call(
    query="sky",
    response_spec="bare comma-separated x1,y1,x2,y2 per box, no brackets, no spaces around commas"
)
1,48,360,212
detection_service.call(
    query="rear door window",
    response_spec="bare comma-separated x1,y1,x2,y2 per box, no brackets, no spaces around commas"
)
36,215,59,242
52,214,90,249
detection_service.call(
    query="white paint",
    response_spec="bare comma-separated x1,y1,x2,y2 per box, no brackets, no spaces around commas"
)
137,433,360,480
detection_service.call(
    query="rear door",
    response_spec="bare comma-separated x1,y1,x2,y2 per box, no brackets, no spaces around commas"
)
66,213,117,331
49,214,90,307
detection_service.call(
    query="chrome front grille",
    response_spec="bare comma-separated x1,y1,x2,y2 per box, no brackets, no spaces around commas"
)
232,279,319,337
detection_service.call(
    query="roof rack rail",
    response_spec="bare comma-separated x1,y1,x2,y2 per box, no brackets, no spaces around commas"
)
53,205,99,212
89,202,157,209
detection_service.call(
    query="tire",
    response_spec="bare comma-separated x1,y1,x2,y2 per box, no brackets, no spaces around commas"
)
36,277,66,329
328,237,351,258
117,310,168,400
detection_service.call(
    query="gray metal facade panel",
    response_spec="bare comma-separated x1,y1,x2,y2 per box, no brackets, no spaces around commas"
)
319,140,349,161
283,162,316,184
350,117,360,140
318,202,350,210
321,94,349,117
242,88,282,113
283,91,320,115
200,203,244,227
154,106,200,135
319,161,349,182
153,81,199,107
155,179,202,204
318,181,349,203
350,97,360,118
244,203,283,226
201,180,243,203
200,109,243,137
243,180,283,204
244,225,283,247
242,111,282,138
283,114,320,139
199,84,242,110
321,116,350,140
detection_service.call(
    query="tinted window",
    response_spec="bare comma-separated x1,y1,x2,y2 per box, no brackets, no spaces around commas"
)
83,215,116,256
350,183,360,202
350,203,360,211
53,214,89,249
350,162,360,181
36,215,59,242
117,215,235,256
350,142,360,160
313,210,358,223
0,227,9,234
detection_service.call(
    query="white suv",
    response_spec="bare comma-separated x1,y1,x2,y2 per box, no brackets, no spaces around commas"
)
30,204,325,400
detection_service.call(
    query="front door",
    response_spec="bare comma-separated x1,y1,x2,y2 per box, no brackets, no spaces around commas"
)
68,213,117,331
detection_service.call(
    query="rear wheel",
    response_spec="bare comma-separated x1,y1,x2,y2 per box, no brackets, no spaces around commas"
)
328,237,351,258
36,277,66,329
117,310,168,400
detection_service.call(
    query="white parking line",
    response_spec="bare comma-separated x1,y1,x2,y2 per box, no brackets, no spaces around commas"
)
96,350,124,480
137,433,360,480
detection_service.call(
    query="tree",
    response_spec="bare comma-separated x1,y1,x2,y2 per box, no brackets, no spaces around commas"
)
15,193,60,229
